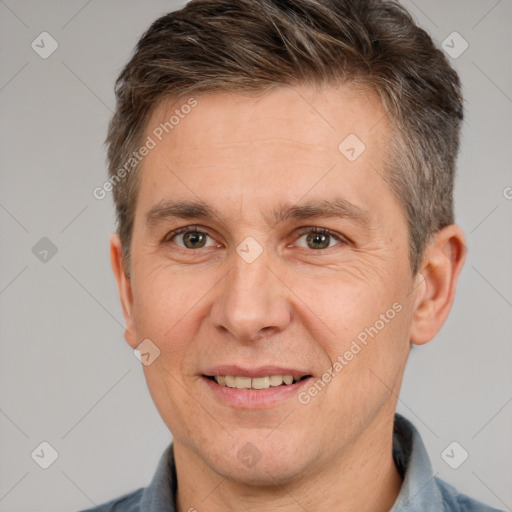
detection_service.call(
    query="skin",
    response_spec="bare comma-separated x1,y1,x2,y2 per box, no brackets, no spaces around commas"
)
110,84,466,512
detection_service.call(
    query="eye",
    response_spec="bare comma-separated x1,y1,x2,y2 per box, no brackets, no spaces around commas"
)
165,226,218,250
164,226,346,252
294,227,345,250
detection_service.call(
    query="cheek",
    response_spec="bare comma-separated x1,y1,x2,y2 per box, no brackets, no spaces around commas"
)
131,268,210,438
133,262,199,325
291,259,402,338
130,265,207,366
292,267,410,396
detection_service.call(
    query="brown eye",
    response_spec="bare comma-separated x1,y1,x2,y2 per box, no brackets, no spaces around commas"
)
166,227,217,250
305,232,331,249
182,231,208,249
294,227,344,250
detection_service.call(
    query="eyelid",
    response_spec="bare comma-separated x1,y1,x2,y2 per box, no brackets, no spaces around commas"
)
163,225,219,247
292,226,347,249
164,224,201,240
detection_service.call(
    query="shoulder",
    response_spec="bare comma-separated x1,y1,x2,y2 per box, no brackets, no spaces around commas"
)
434,477,505,512
76,443,176,512
77,487,144,512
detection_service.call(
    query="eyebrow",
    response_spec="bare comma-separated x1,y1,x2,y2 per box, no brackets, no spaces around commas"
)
266,197,372,228
145,197,372,230
146,200,222,226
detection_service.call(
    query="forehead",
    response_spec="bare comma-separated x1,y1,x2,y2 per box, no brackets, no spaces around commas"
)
146,84,388,155
136,84,394,224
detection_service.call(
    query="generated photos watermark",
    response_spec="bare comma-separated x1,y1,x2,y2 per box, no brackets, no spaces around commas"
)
93,97,198,200
298,301,403,405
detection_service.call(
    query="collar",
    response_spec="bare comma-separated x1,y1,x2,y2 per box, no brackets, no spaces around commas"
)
390,414,444,511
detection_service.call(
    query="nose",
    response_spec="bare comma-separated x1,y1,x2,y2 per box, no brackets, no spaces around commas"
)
209,246,292,343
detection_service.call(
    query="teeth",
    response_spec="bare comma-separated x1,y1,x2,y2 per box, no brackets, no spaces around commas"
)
269,375,283,386
213,374,302,389
283,375,293,385
225,376,236,388
235,376,252,389
252,376,270,389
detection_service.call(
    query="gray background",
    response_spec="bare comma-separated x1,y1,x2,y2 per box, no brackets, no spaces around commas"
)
0,1,511,511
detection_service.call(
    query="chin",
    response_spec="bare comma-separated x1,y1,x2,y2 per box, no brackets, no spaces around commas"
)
202,432,313,487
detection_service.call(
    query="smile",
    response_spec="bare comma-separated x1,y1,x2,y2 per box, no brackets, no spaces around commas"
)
206,374,311,390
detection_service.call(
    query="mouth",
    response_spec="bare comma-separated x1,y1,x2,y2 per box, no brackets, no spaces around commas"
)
204,374,312,390
200,366,314,408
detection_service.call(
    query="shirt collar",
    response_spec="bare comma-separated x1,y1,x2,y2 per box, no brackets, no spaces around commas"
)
140,441,177,511
390,413,444,511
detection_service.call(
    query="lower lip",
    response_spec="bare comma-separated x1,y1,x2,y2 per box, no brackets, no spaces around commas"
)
201,376,311,409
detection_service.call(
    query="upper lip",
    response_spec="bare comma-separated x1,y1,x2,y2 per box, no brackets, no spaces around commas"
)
202,365,312,379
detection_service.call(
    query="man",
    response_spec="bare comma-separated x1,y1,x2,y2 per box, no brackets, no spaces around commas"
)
82,0,502,510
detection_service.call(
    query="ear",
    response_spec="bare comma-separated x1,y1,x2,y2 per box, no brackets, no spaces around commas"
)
110,234,138,348
409,224,466,345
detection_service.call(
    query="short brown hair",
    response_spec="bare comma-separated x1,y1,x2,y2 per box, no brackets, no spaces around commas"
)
106,0,463,275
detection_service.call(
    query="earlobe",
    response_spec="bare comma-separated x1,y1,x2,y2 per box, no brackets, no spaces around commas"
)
110,234,138,348
409,225,466,346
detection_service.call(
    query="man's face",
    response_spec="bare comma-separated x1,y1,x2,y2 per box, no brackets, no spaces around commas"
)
120,85,421,483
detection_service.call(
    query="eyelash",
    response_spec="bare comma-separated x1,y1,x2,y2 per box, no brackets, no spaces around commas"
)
163,225,347,251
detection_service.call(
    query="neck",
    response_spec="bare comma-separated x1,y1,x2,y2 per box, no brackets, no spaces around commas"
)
174,412,403,512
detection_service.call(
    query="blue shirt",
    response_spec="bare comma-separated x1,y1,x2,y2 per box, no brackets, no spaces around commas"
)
79,414,503,511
